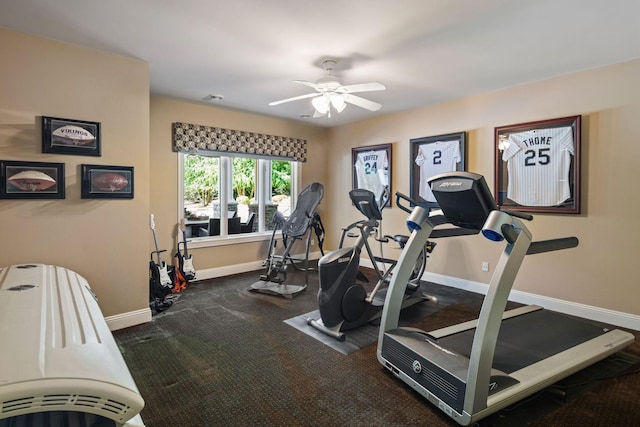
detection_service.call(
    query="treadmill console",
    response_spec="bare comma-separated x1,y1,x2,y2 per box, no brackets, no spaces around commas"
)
428,171,498,230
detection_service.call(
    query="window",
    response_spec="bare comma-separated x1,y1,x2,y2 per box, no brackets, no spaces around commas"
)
179,152,299,242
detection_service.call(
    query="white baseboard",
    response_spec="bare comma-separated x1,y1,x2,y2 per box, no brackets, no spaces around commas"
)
106,308,152,331
422,271,640,331
106,251,323,331
192,250,324,281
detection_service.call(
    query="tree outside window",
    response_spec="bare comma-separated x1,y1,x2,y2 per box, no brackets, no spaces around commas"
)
182,154,296,237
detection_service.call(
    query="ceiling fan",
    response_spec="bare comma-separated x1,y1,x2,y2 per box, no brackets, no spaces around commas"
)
269,59,386,117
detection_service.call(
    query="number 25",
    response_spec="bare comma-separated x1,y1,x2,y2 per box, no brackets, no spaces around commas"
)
524,148,550,166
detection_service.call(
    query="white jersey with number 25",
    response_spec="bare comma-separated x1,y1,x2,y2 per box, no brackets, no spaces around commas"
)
502,126,574,206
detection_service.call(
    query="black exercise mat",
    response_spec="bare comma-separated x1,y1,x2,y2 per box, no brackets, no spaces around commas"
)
285,296,454,355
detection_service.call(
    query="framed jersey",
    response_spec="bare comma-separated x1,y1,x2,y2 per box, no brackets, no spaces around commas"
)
495,115,581,214
352,143,392,207
410,131,467,208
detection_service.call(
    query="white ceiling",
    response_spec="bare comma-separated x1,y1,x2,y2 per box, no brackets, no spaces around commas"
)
2,0,640,127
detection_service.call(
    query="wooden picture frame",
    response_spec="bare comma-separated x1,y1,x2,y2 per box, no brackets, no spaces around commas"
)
42,116,101,156
81,164,134,199
494,115,581,214
1,160,65,199
352,143,392,207
410,132,467,207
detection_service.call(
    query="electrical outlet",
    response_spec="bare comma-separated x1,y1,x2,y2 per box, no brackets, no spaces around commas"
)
482,261,489,272
311,239,315,246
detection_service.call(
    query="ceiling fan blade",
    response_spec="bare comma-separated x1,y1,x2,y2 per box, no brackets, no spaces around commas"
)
293,80,321,91
339,82,386,93
343,94,382,111
269,92,320,106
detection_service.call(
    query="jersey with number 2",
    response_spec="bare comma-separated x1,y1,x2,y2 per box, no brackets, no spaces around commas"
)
415,140,461,202
502,126,574,206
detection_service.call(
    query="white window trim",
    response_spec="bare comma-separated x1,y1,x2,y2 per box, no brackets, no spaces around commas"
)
177,153,300,247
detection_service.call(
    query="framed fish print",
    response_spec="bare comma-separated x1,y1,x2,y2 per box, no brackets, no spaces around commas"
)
495,115,581,214
42,116,101,156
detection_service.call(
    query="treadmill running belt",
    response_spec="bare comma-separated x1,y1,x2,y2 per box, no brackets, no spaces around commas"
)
439,309,607,373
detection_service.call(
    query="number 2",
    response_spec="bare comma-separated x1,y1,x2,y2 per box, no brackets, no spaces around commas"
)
433,150,442,165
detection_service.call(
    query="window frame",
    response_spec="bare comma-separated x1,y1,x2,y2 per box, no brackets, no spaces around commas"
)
177,152,300,247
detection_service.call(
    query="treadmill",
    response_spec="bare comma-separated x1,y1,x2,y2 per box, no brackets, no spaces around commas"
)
376,171,634,426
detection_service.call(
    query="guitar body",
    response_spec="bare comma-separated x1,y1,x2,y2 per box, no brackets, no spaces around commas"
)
181,255,196,281
178,218,196,282
172,252,188,292
149,260,174,312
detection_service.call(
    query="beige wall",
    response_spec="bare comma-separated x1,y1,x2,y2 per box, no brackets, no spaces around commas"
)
149,96,329,270
0,28,150,317
327,60,640,316
3,26,638,324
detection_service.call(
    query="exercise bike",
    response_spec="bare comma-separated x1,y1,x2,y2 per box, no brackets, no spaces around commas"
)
306,187,437,341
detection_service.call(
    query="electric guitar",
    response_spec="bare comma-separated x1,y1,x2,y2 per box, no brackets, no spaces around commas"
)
172,253,188,293
179,218,196,281
171,219,190,293
149,214,173,292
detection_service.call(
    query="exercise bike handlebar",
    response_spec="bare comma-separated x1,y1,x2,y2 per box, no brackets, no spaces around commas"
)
395,191,418,214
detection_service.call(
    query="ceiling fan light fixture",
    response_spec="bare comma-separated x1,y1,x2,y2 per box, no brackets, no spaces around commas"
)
311,96,329,114
330,94,346,112
269,58,386,116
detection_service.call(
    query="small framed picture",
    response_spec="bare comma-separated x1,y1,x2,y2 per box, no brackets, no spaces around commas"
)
410,132,467,208
42,116,101,156
352,143,392,207
494,115,581,214
81,164,134,199
1,160,65,199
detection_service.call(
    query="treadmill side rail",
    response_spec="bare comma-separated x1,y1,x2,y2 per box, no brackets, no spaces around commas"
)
477,328,634,423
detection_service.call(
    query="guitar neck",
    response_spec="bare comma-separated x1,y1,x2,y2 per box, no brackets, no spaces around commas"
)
152,230,162,264
150,214,162,264
182,231,189,257
179,218,189,257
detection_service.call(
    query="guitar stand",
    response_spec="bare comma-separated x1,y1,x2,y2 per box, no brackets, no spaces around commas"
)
149,249,175,314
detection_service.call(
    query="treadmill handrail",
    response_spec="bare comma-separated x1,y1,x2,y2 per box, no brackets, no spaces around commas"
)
527,237,579,255
395,191,439,214
501,208,533,221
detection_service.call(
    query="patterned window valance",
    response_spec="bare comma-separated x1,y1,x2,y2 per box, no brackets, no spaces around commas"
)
173,122,307,162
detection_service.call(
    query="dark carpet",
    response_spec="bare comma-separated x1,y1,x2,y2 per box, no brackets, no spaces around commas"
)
114,267,640,427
